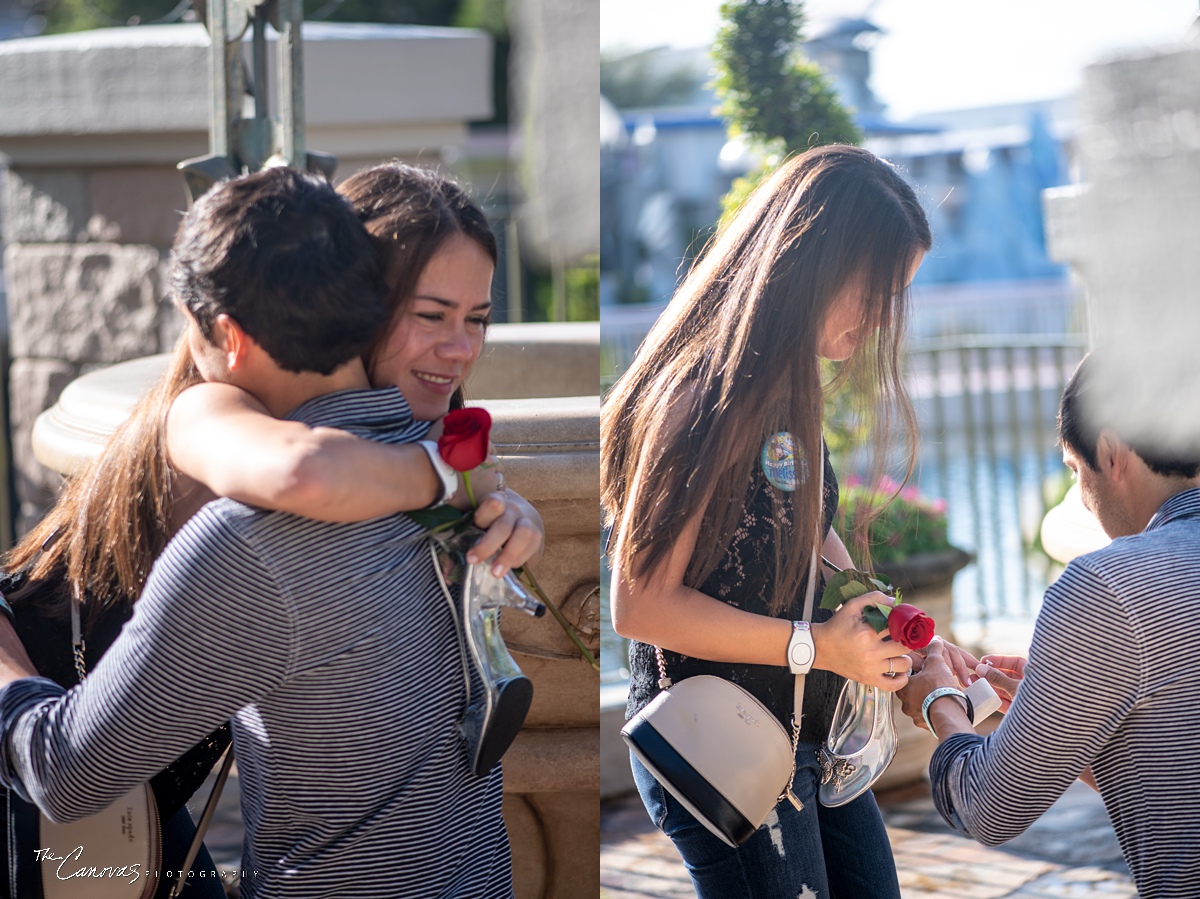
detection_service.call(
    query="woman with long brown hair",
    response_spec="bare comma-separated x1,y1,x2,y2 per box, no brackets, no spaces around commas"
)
2,346,228,899
602,145,931,897
0,162,542,897
167,163,542,571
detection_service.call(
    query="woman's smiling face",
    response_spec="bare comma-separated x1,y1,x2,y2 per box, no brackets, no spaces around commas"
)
368,233,495,421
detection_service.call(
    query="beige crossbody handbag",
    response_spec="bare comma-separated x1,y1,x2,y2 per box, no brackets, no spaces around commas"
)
621,467,824,848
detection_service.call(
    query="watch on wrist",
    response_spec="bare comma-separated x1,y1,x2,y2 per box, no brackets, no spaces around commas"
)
786,620,815,675
417,440,459,508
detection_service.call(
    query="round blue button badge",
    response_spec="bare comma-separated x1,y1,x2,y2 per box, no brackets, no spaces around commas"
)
761,431,808,492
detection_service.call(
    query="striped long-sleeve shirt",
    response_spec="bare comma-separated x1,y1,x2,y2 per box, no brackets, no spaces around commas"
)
931,487,1200,898
0,387,512,899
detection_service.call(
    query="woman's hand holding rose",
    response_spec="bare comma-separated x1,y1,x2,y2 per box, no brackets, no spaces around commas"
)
813,592,910,691
466,491,544,575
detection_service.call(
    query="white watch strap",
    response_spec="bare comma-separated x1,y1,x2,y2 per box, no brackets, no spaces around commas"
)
417,440,458,507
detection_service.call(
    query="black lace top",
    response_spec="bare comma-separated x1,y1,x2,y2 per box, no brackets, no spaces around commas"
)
0,569,231,820
626,441,845,746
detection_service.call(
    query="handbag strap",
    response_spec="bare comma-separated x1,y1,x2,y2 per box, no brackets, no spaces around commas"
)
69,583,88,683
168,747,234,899
787,456,824,801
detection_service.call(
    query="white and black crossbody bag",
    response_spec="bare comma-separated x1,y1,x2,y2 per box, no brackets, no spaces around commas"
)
8,583,233,899
621,467,824,849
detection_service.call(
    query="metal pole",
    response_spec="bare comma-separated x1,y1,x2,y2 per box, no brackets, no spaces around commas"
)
208,0,229,156
277,0,305,167
252,6,268,120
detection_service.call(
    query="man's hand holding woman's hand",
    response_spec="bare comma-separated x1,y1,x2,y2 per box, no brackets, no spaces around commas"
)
898,638,1028,731
897,637,960,728
975,654,1025,713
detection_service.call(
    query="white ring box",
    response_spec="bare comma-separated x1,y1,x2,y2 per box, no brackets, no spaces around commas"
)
965,677,1002,725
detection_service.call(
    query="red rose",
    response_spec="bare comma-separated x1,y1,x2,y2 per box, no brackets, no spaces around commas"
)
888,603,934,650
437,408,492,472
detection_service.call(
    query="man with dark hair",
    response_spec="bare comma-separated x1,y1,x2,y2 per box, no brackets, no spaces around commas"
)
171,167,387,375
897,352,1200,899
1058,352,1200,480
0,169,513,897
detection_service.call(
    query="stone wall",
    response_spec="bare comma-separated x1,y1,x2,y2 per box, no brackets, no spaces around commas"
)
3,164,187,534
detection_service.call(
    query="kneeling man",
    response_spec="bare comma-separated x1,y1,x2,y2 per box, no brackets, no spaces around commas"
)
899,352,1200,899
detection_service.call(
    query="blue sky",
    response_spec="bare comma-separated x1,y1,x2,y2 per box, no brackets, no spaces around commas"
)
600,0,1199,119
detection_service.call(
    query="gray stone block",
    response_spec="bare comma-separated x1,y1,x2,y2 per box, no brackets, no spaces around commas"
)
9,357,77,523
3,168,89,243
5,243,168,363
89,166,188,248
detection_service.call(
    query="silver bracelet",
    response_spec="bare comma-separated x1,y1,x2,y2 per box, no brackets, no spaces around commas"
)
921,686,971,737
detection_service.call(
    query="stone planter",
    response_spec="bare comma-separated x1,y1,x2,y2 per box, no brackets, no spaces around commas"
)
874,547,973,644
870,547,972,795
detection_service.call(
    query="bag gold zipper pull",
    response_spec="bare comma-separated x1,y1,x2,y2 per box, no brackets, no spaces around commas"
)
786,788,803,812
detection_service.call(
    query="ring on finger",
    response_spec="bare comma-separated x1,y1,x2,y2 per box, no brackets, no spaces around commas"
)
886,657,894,677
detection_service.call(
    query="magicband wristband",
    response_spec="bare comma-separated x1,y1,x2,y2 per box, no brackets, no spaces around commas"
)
921,686,973,738
417,440,459,508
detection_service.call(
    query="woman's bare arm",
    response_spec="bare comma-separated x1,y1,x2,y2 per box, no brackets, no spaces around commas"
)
167,383,544,571
609,409,905,689
168,382,451,520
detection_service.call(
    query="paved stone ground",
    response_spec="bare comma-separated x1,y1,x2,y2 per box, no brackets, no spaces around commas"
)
601,781,1137,899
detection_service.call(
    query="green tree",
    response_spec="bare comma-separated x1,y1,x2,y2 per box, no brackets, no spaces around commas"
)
712,1,867,462
711,0,860,219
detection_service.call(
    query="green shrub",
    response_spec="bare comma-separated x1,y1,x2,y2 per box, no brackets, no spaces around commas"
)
841,478,952,564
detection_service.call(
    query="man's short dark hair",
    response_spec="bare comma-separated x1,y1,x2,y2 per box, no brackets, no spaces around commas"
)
1059,352,1200,478
170,167,387,375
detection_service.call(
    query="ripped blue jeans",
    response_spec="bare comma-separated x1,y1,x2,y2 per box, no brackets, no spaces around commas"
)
632,740,901,899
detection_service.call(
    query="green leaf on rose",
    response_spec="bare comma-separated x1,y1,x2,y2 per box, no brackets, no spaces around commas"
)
839,581,870,602
821,567,896,611
862,604,890,633
820,571,855,610
406,505,471,533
